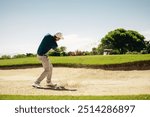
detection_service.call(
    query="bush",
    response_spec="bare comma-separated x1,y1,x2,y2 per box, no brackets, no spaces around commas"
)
13,54,26,58
48,51,61,56
111,50,120,55
140,50,148,54
0,55,11,59
75,50,84,56
68,52,76,56
26,53,36,57
83,51,91,55
60,52,68,56
126,51,140,54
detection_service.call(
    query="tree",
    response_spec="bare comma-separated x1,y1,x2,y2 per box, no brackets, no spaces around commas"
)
60,46,66,52
99,28,146,54
48,46,67,56
92,47,98,55
13,54,26,58
26,53,36,57
145,41,150,53
0,55,11,59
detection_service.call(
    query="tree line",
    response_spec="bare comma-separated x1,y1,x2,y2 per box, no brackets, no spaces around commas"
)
0,49,96,59
0,28,150,59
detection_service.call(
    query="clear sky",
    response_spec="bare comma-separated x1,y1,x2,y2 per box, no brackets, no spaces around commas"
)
0,0,150,55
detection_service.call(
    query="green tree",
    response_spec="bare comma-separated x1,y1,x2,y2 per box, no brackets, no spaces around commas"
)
48,46,67,56
145,41,150,53
13,54,26,58
99,28,146,54
60,46,66,52
0,55,11,59
92,47,98,55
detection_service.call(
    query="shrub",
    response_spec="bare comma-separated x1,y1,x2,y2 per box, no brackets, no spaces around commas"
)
126,51,140,54
26,53,36,57
0,55,11,59
111,50,120,55
13,54,26,58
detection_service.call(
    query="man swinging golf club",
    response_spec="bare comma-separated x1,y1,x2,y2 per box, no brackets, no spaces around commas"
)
32,32,64,88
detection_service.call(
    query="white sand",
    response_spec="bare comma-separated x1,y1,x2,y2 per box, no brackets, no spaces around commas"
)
0,67,150,96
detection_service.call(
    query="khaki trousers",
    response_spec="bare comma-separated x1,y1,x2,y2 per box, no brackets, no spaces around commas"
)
35,55,53,84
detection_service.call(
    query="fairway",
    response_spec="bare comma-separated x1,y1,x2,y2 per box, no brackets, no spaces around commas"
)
0,54,150,67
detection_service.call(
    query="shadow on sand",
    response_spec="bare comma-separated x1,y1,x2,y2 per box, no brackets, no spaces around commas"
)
33,86,77,91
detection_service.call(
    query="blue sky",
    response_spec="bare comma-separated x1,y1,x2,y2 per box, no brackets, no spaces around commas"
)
0,0,150,55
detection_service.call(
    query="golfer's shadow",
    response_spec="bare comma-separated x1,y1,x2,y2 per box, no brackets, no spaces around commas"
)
34,86,77,91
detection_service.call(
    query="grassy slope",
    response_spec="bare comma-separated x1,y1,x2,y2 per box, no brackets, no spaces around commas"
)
0,94,150,100
0,54,150,66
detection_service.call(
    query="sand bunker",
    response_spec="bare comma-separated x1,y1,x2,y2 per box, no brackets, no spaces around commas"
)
0,67,150,96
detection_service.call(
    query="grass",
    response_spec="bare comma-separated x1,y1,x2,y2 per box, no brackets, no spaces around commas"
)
0,94,150,100
0,54,150,67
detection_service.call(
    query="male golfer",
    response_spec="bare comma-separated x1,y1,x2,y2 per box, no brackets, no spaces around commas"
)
32,32,64,88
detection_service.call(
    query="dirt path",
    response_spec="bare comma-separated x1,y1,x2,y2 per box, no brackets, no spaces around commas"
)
0,67,150,96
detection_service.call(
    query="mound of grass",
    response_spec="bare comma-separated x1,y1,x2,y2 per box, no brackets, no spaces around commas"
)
0,94,150,100
51,54,150,65
0,54,150,67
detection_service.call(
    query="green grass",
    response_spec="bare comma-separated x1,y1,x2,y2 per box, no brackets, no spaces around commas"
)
0,54,150,67
0,94,150,100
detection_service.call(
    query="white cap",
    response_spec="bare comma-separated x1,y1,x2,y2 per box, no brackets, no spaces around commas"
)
54,32,64,39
